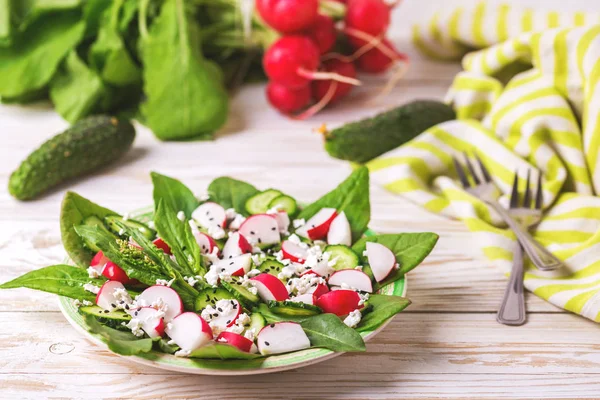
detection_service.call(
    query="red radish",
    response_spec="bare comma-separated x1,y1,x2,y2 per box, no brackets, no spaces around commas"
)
165,312,213,351
136,307,166,338
312,60,357,104
102,262,134,284
90,251,109,273
356,39,406,73
211,254,252,277
216,332,254,353
257,322,310,355
136,285,183,322
309,282,329,298
207,299,242,330
281,240,309,263
222,232,252,259
152,238,172,255
345,0,391,46
291,293,317,305
307,259,335,278
256,0,319,34
266,82,311,114
96,281,130,311
328,269,373,293
194,231,219,256
192,202,227,231
307,14,337,54
238,214,281,248
295,208,337,240
274,211,290,234
366,242,396,282
327,211,352,246
250,273,289,301
316,290,362,316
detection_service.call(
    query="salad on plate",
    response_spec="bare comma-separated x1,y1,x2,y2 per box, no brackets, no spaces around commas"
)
1,167,438,361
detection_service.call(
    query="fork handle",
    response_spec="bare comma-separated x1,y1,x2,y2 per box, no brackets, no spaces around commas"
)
488,202,563,271
497,243,526,326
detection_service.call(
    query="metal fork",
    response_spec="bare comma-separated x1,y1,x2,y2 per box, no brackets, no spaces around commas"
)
452,154,563,271
497,170,543,326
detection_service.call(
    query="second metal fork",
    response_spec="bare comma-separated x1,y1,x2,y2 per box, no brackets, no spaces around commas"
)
452,154,563,272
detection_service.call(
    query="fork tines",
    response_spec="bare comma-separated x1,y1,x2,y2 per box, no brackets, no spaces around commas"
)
509,169,544,211
452,153,493,188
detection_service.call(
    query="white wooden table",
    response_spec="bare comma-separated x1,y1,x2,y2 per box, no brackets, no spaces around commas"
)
2,1,600,398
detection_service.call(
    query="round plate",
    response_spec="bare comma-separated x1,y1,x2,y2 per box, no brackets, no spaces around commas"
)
58,207,407,375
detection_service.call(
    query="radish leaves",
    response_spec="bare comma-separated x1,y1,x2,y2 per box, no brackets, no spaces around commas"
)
300,314,366,352
356,295,411,332
189,343,263,360
85,315,156,356
207,177,260,216
151,172,199,219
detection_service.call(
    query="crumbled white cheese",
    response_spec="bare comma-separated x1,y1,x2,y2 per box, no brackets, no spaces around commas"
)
237,313,251,326
82,300,93,306
147,220,156,230
150,297,168,317
266,207,280,215
208,225,226,240
277,264,297,280
344,309,362,328
225,323,245,335
362,250,368,257
244,328,256,341
118,229,126,236
293,219,306,229
83,283,100,294
251,253,266,266
246,269,261,278
113,287,132,306
127,318,144,337
229,214,246,230
156,278,175,287
225,208,237,220
177,211,186,221
358,292,370,306
87,267,101,278
183,275,202,287
72,299,82,307
196,193,210,201
394,263,400,270
287,274,326,296
355,265,363,271
174,349,191,357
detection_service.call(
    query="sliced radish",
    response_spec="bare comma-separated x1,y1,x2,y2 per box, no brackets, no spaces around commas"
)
295,208,337,240
222,232,252,259
194,231,219,256
250,273,289,301
211,253,252,277
152,238,172,255
290,293,317,305
257,322,310,355
274,211,290,234
136,307,166,338
316,290,362,316
90,251,109,274
216,332,254,353
281,240,309,263
165,312,213,351
192,202,227,231
328,269,373,293
207,299,242,331
238,214,280,247
309,259,335,278
136,285,183,322
366,242,396,282
308,282,329,299
96,281,129,311
327,211,351,246
101,262,134,284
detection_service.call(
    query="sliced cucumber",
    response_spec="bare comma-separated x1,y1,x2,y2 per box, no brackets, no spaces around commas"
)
248,312,266,333
79,305,131,321
325,245,359,270
105,215,156,240
222,278,261,308
82,216,116,252
267,300,322,317
268,195,298,217
245,189,282,215
257,258,285,277
195,287,232,311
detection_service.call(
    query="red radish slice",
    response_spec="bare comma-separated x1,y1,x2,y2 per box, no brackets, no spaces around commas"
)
165,312,213,351
96,281,128,311
102,262,134,284
366,242,396,282
308,259,335,278
291,293,317,305
208,299,242,330
211,253,252,277
281,240,309,263
257,322,310,355
316,290,362,316
309,282,329,299
327,211,352,246
136,285,183,322
216,332,254,353
90,251,109,274
194,231,219,256
295,208,337,240
152,238,172,255
266,82,312,114
192,202,227,231
250,273,289,301
222,232,252,259
136,307,166,338
328,270,373,293
274,211,290,234
256,0,319,34
238,214,281,247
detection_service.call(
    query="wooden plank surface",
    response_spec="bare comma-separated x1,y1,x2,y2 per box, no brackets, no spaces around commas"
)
1,0,600,398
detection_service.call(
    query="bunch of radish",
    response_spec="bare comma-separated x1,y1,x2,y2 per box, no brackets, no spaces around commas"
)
257,0,408,118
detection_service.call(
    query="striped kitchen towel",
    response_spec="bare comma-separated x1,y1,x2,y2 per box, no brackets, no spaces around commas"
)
369,3,600,321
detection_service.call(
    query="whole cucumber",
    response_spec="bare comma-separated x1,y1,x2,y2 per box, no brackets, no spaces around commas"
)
9,115,136,200
323,100,456,163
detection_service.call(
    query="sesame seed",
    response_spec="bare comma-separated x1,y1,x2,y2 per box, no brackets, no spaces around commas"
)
264,341,270,346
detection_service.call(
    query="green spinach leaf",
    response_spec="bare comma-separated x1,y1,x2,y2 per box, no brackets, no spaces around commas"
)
189,343,263,360
357,295,411,332
151,172,199,218
352,233,438,288
0,264,105,301
300,314,366,352
12,0,81,29
252,303,307,324
60,191,119,268
85,315,156,356
0,0,11,46
298,166,370,242
139,0,229,140
207,177,259,216
0,10,85,98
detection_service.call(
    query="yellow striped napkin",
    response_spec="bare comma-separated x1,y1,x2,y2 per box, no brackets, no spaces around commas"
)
368,3,600,321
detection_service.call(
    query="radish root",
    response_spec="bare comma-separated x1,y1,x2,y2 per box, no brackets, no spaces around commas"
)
297,68,362,86
292,81,339,120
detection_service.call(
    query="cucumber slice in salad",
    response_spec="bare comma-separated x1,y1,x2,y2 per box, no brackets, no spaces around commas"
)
222,278,261,308
268,195,298,216
325,245,359,270
104,215,156,240
245,189,282,214
267,300,322,317
195,287,232,311
79,305,131,322
257,258,285,277
249,311,266,333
